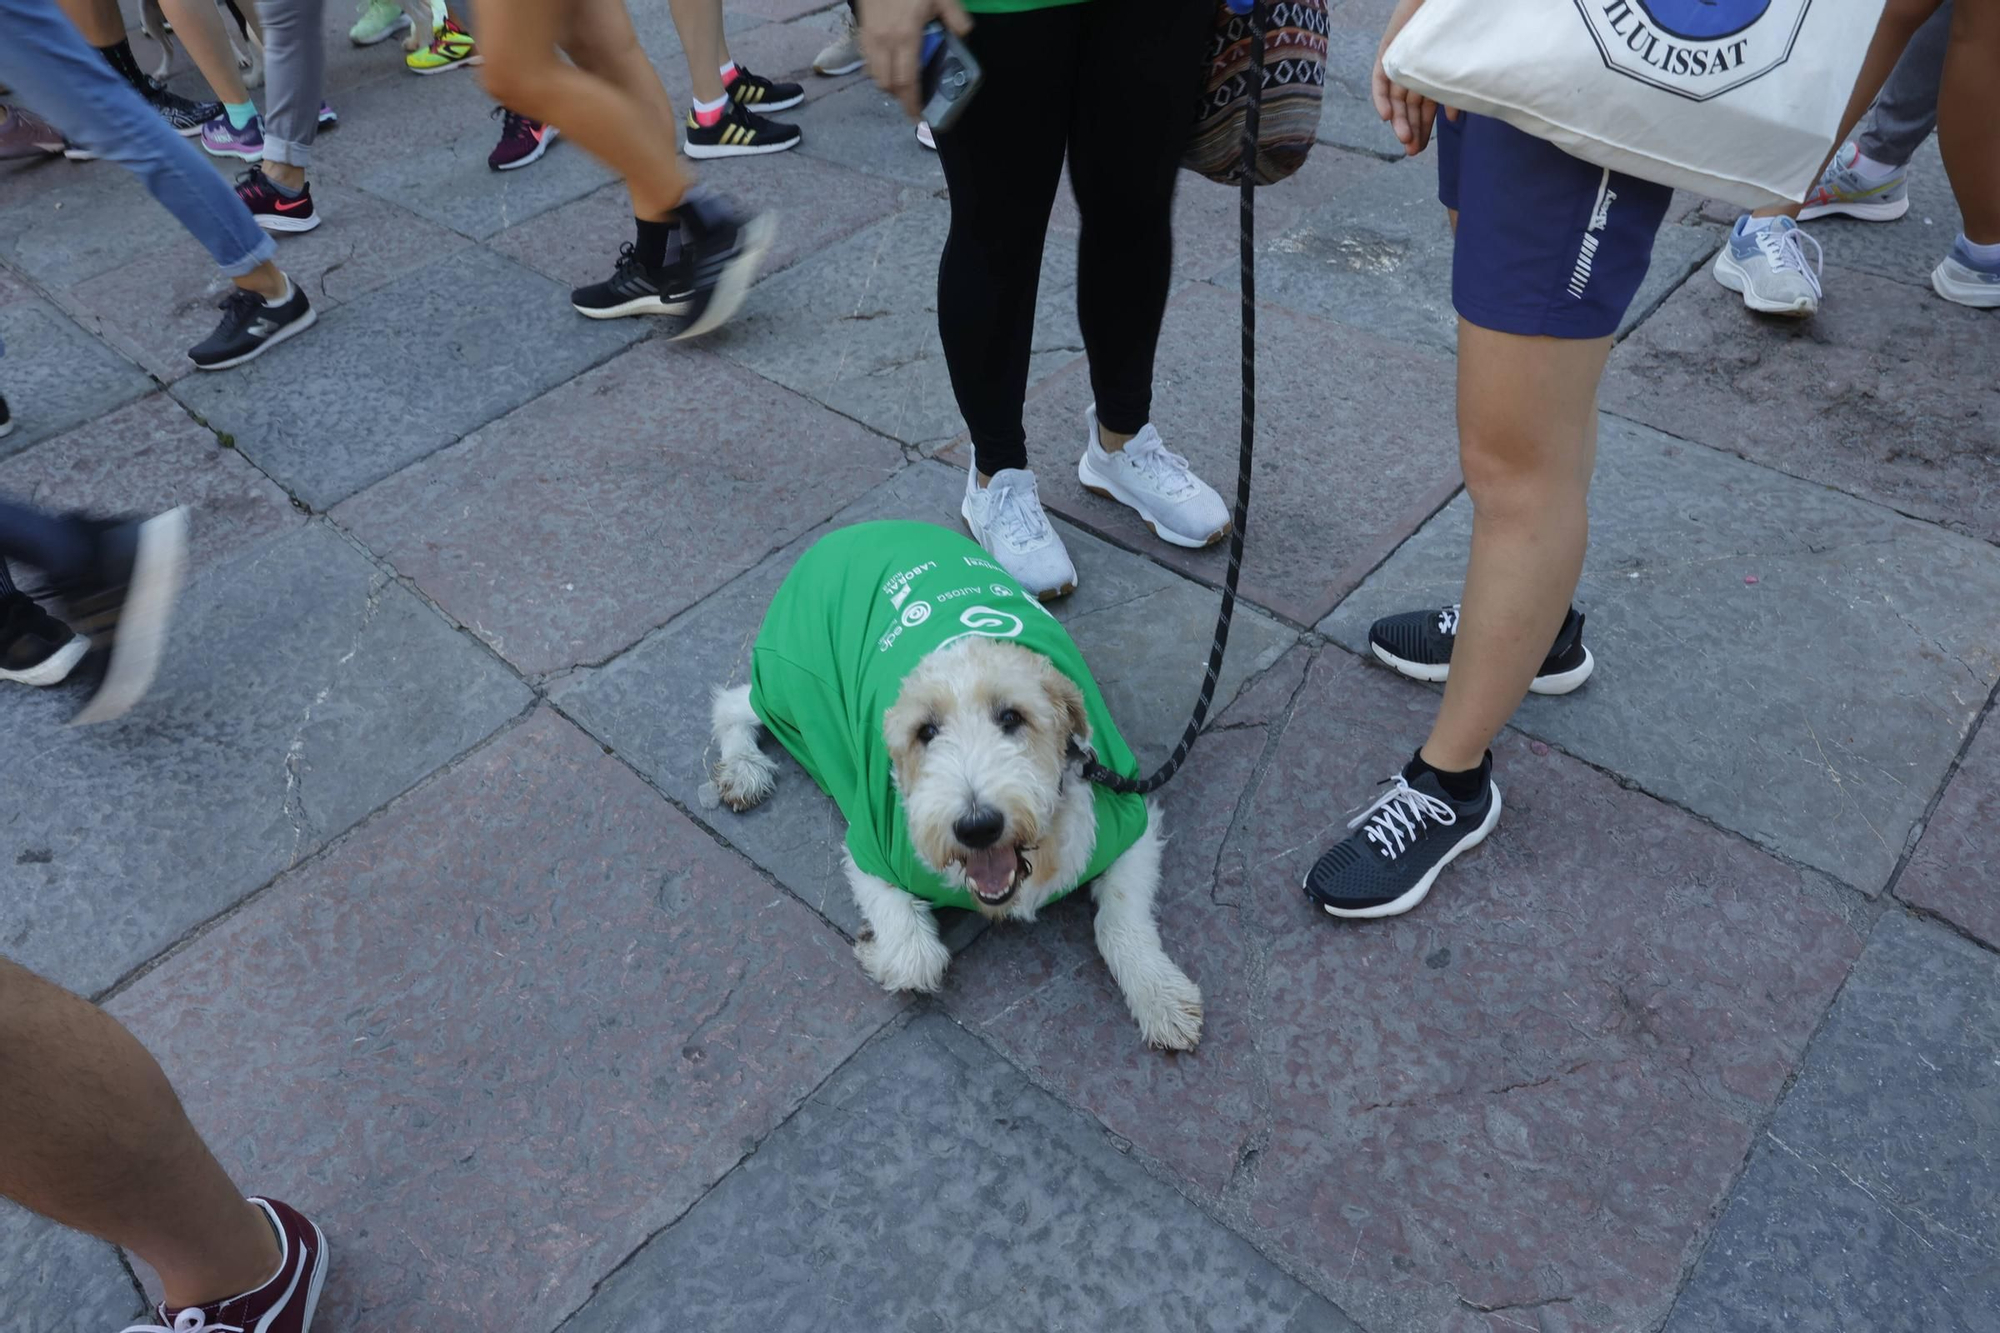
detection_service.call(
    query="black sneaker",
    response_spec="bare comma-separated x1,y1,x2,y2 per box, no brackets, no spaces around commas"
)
1369,604,1594,696
726,64,805,112
683,100,801,159
188,282,317,371
49,507,189,725
142,77,222,136
234,166,320,233
1304,756,1501,919
0,390,11,438
0,592,86,687
571,241,688,319
665,186,775,341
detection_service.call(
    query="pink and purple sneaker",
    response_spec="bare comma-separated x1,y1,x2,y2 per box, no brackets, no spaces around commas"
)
200,112,265,162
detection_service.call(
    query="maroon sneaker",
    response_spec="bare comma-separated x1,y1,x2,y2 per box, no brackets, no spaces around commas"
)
488,106,557,171
125,1197,329,1333
234,167,320,235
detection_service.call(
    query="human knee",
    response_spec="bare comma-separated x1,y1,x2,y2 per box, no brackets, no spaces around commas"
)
475,46,549,110
1458,423,1586,518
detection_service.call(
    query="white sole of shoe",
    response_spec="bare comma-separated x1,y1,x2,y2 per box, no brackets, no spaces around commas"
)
1712,248,1816,317
1310,784,1503,920
352,14,412,44
494,126,557,171
299,1214,330,1333
740,93,805,113
958,503,1076,601
1369,642,1595,695
254,209,321,234
70,507,188,726
1932,260,2000,309
683,135,801,160
191,303,318,371
573,293,693,319
0,634,87,687
1798,195,1908,223
670,211,776,342
1076,451,1229,550
202,141,264,161
814,58,864,76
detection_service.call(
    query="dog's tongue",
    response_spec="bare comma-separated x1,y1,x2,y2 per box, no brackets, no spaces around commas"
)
964,847,1016,900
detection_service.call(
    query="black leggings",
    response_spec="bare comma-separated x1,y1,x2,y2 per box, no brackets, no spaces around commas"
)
934,0,1212,475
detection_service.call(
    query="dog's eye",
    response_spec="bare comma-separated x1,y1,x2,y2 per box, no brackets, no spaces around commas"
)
915,722,939,746
996,707,1025,733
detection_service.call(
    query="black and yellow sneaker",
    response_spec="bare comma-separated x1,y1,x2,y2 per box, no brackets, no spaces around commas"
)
684,99,801,160
726,64,805,112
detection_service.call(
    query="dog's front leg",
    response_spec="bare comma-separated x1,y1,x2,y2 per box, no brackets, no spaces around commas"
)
709,684,776,811
1092,807,1202,1051
844,851,950,994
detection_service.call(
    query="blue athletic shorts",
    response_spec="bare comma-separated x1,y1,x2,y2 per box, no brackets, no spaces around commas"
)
1436,111,1673,339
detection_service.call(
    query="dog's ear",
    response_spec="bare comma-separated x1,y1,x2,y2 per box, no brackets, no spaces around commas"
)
1040,662,1090,749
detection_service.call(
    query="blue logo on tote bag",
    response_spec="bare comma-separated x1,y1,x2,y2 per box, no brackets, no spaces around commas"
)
1636,0,1773,41
1579,0,1810,100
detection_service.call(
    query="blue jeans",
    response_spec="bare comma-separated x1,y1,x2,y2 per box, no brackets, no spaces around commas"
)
0,0,275,290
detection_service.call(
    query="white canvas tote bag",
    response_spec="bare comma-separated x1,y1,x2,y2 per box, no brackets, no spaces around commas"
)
1381,0,1888,207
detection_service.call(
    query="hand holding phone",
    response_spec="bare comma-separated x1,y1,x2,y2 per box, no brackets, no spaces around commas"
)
920,22,983,135
859,0,974,121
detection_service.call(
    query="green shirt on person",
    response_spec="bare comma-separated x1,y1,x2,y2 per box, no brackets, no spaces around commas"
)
748,521,1148,912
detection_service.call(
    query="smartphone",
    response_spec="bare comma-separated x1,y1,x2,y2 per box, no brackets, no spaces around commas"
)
920,22,982,135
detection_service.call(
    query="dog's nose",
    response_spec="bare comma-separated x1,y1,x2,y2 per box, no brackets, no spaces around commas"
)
953,806,1005,849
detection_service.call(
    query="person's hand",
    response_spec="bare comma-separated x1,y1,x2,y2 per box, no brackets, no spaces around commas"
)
860,0,973,121
1371,0,1455,156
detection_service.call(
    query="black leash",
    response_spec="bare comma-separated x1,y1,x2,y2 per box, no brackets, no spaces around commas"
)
1077,2,1264,797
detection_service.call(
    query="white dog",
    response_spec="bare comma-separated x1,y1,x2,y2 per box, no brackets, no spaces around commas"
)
709,521,1203,1051
140,0,265,89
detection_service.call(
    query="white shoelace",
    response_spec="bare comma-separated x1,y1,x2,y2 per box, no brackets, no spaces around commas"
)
986,478,1052,549
122,1310,244,1333
1436,604,1460,635
1757,224,1824,298
1121,435,1199,499
1349,776,1458,860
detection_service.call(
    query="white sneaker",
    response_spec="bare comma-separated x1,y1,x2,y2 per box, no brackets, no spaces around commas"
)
1076,406,1230,549
916,121,936,151
813,11,863,77
962,465,1078,600
1712,216,1823,317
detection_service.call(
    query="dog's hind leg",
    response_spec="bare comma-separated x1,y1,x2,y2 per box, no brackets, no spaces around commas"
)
709,684,776,812
845,851,950,994
1092,805,1203,1051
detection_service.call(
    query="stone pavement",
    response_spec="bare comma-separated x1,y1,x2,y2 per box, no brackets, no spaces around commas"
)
3,2,1997,1329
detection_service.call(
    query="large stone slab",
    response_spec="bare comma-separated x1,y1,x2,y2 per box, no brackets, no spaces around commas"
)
792,78,947,189
1664,912,2000,1333
0,522,530,996
1323,414,2000,894
948,644,1863,1332
561,1014,1363,1333
0,1207,143,1333
1230,153,1721,354
489,153,929,294
1007,280,1462,626
0,166,174,292
110,708,906,1330
1896,711,2000,950
710,201,1082,451
0,296,153,458
553,459,1297,938
1602,261,2000,544
336,340,906,676
172,247,645,507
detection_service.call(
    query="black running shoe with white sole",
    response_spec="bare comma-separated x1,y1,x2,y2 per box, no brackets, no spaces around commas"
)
683,100,801,159
188,283,316,371
143,78,222,135
52,507,189,725
0,592,86,687
1305,758,1500,919
0,391,11,438
570,241,689,320
727,65,805,112
1369,604,1593,695
666,186,775,341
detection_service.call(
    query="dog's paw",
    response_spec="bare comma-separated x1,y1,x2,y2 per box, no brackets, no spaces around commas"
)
855,929,950,995
1128,963,1203,1052
713,751,776,812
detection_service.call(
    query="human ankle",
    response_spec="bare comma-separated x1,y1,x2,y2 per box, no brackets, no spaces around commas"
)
263,162,305,191
159,1201,283,1310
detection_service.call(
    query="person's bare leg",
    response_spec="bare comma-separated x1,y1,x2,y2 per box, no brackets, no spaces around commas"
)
0,959,280,1310
55,0,124,46
560,0,680,131
475,0,691,218
667,0,726,103
1419,323,1607,772
156,0,250,105
1938,0,2000,242
1754,0,1947,220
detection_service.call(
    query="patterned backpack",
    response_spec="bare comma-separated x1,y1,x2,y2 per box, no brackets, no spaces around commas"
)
1183,0,1330,186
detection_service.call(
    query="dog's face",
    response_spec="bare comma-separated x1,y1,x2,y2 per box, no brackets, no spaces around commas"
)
883,637,1089,915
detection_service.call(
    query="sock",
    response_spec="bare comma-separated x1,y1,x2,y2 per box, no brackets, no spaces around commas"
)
719,61,739,87
99,39,145,87
1957,235,2000,267
633,216,677,270
263,275,293,307
692,93,727,128
1405,749,1489,804
265,173,303,199
225,101,257,130
1850,147,1903,182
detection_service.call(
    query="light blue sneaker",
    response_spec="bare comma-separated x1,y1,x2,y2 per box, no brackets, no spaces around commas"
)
1713,216,1823,317
1799,142,1909,223
1932,235,2000,310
